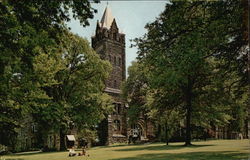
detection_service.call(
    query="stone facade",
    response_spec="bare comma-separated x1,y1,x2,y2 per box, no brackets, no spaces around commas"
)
214,125,248,139
14,115,37,152
127,116,155,143
15,115,60,152
92,6,156,145
92,6,127,145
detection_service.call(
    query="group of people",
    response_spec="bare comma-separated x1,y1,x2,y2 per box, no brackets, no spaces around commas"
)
68,146,89,157
68,140,89,157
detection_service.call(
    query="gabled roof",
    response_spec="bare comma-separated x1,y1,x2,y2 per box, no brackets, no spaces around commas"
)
100,6,114,29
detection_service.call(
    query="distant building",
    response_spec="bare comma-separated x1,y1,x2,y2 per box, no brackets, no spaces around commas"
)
14,115,60,152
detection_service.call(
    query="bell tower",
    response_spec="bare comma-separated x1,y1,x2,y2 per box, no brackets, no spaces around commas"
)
92,6,127,145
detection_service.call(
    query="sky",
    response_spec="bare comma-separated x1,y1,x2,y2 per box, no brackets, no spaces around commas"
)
67,1,167,71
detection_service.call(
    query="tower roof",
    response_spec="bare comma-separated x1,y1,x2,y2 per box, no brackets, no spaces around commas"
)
100,6,114,29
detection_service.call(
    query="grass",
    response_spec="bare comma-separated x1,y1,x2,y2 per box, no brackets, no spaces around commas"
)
1,139,249,160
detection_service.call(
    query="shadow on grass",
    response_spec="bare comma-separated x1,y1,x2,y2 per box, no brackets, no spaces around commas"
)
2,151,67,160
1,155,25,160
95,144,129,149
3,158,24,160
5,151,66,157
110,151,249,160
114,144,214,152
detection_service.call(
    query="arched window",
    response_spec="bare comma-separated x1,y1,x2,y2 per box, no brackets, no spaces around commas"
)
104,30,108,37
114,120,120,131
130,124,143,137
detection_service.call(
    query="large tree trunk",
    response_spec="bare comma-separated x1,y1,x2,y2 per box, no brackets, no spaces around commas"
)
185,78,192,146
185,98,192,145
59,128,66,151
157,124,162,141
165,122,169,145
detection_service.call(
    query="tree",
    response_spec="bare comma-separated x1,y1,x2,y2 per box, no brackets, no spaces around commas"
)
0,0,98,149
32,32,112,150
122,61,152,143
123,61,181,145
122,61,149,123
134,0,247,145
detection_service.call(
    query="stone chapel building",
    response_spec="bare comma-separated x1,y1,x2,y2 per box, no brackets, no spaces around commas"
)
91,5,248,145
92,6,128,145
92,6,155,145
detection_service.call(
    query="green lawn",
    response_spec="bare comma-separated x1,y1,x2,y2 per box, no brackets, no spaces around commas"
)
2,140,250,160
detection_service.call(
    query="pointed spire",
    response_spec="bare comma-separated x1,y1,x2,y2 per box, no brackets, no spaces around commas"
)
100,6,114,29
110,18,118,32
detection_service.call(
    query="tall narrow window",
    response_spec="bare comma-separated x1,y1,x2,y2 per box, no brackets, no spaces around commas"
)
114,80,117,88
119,57,121,66
117,104,121,114
108,55,111,62
110,55,112,63
114,56,116,65
31,123,37,133
113,103,117,115
114,120,120,131
113,33,116,40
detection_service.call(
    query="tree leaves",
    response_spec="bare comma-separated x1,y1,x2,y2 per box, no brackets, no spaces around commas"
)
128,0,247,144
0,0,103,149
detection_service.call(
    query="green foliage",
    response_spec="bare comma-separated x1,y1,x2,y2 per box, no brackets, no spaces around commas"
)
131,0,247,145
122,61,149,124
77,128,97,145
31,32,112,134
0,0,109,150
